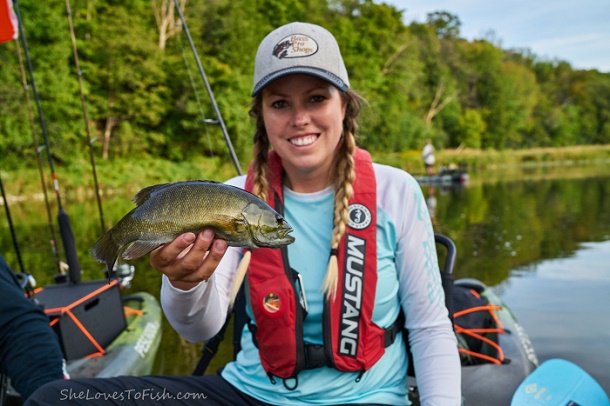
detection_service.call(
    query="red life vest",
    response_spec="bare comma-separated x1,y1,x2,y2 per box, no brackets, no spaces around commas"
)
245,148,399,381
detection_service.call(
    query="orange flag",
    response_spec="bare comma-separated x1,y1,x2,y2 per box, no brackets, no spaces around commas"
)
0,0,18,44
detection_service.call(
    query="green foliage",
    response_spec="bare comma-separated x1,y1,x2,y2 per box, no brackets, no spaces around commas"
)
1,0,610,172
426,11,461,39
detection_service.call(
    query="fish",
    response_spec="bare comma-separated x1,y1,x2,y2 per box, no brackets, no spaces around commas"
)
90,180,295,273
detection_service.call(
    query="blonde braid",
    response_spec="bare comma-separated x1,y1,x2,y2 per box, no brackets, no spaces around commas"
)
229,96,269,307
251,132,270,202
322,132,356,300
322,89,362,301
248,94,270,201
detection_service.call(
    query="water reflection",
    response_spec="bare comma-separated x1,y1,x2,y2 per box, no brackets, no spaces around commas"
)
424,165,610,286
496,240,610,395
424,164,610,395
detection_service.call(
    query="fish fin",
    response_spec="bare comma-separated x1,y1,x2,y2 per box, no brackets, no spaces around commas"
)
132,180,220,206
195,179,221,184
90,231,119,275
122,240,162,260
132,183,175,206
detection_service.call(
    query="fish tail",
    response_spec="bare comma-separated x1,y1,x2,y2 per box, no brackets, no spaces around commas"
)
90,231,119,275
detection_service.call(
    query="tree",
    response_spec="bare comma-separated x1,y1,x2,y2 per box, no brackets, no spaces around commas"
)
152,0,187,50
82,2,169,159
426,11,461,39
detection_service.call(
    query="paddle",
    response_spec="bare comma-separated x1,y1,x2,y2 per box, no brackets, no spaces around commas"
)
511,359,610,405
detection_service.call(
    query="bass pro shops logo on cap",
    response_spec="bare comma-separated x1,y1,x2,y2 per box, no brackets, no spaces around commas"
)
348,204,372,230
272,35,319,59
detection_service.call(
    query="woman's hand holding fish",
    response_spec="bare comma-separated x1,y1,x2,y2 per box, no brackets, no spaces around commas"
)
150,229,227,290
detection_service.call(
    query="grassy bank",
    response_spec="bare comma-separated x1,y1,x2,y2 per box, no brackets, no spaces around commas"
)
372,144,610,175
0,156,238,202
2,145,610,201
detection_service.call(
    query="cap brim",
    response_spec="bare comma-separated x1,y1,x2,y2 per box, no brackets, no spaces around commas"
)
251,67,348,96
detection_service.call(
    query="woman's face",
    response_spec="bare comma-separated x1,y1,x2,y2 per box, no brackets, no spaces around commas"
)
261,74,346,189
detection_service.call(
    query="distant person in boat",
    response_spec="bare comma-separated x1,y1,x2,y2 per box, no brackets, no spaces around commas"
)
422,139,436,176
0,254,67,401
27,22,460,406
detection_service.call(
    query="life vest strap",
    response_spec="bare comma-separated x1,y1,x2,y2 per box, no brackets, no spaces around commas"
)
250,312,405,371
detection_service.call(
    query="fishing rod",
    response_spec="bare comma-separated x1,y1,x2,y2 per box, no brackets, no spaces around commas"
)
172,0,243,176
0,173,34,297
0,175,25,276
13,0,81,284
13,37,63,276
64,0,106,234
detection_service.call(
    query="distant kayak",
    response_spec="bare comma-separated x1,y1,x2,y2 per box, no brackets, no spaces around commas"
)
415,169,469,185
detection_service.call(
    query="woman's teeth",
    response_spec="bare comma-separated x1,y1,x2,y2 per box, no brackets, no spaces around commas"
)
290,135,317,146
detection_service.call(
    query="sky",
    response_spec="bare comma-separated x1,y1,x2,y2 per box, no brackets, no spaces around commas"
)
382,0,610,73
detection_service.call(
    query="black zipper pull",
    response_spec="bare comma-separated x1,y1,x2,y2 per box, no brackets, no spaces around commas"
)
283,377,299,391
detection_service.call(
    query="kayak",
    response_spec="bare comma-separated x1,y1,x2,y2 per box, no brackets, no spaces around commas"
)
456,278,538,406
415,170,469,185
407,278,539,406
65,291,162,378
3,282,162,404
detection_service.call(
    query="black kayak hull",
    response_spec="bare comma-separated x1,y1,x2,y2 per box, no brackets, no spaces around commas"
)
458,279,538,406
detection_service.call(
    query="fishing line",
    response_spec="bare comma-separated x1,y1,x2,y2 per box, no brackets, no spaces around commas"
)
13,38,63,275
0,173,34,297
172,0,243,175
0,174,25,275
13,0,81,283
176,32,215,157
64,0,106,234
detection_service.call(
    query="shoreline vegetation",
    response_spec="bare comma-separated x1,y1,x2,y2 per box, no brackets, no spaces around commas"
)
2,2,610,175
2,144,609,204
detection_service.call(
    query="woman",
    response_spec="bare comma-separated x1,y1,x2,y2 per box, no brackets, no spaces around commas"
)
158,21,460,405
27,22,460,406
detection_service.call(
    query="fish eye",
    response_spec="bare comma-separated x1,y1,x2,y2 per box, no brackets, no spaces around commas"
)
275,214,283,224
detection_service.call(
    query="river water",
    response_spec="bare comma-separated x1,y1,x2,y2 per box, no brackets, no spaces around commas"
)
1,161,609,395
424,162,610,395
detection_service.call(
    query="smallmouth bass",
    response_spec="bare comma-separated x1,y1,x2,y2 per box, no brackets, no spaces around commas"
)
91,180,294,273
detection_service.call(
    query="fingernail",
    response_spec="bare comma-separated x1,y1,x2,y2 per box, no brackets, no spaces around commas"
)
214,239,227,252
202,229,214,240
183,233,196,243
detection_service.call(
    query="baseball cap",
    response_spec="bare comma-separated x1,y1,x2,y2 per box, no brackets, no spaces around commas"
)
252,22,350,96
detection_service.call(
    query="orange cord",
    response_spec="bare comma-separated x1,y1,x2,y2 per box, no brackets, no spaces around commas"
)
454,293,507,365
123,306,143,316
65,309,105,356
41,280,120,357
454,304,502,318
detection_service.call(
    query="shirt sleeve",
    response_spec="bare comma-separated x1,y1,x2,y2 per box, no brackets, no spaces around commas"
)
375,164,461,405
0,255,66,400
160,175,246,343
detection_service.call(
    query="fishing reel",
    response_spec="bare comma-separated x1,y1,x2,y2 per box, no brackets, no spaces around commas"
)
15,272,36,291
105,263,136,289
